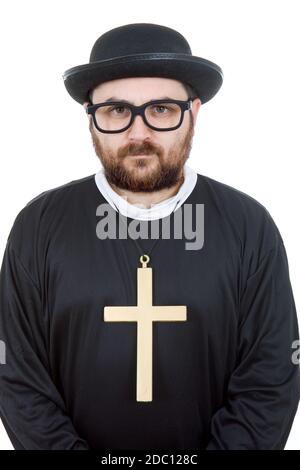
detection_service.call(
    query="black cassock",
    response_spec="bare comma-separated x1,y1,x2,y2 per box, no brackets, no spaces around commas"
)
0,172,299,450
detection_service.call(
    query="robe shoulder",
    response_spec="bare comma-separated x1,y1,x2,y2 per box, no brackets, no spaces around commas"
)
6,174,95,245
198,173,284,268
3,174,96,286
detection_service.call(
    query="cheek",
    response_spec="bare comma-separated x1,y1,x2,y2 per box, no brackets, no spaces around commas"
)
100,137,121,153
157,131,180,149
167,129,184,148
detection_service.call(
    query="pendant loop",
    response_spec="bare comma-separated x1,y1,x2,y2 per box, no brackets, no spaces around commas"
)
140,254,150,268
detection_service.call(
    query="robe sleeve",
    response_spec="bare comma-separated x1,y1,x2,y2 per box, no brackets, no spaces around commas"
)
0,241,90,450
206,234,300,450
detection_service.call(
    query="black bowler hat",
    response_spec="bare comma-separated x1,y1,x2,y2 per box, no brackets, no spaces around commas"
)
62,23,223,105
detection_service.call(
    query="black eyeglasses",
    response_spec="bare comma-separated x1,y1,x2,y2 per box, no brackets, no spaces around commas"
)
86,98,194,133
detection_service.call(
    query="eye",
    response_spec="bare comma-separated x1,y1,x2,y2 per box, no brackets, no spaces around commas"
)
109,105,127,114
152,105,168,113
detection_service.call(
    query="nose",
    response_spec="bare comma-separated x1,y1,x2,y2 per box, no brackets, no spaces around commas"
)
126,113,153,139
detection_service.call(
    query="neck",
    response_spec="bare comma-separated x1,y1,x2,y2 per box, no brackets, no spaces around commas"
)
109,169,185,209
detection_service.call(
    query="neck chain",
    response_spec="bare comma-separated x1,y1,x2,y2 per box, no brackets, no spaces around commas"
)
115,200,181,267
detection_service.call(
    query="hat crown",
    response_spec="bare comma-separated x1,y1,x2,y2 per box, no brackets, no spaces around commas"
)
89,23,192,63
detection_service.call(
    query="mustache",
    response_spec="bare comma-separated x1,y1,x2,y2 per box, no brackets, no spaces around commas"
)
118,141,162,158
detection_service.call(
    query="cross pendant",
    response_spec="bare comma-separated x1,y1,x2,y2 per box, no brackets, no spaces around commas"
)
104,254,187,402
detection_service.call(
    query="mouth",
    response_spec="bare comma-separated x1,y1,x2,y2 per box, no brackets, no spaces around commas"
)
128,153,154,158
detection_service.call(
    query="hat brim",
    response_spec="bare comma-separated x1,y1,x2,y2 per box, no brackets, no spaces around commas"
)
63,53,223,105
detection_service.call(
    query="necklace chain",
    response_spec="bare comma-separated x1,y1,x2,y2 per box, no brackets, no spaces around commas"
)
116,200,180,265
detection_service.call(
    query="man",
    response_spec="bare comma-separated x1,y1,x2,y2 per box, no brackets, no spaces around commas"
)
0,23,299,450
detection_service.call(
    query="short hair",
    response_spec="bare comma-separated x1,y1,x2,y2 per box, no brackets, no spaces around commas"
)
181,82,198,100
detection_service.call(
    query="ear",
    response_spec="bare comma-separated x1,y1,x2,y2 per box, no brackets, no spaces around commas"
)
83,102,92,125
191,98,201,126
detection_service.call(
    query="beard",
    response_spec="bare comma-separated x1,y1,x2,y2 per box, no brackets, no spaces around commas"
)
88,113,194,193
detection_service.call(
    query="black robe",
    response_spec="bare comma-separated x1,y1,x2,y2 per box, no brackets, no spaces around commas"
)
0,172,299,450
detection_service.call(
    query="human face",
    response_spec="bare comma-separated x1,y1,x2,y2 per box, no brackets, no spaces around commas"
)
84,77,201,192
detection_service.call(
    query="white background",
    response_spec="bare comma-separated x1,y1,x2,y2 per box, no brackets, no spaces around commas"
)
0,0,299,450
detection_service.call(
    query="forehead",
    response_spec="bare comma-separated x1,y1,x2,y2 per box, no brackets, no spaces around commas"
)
91,77,187,101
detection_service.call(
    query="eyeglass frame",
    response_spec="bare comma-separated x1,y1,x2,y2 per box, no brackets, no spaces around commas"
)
85,97,195,134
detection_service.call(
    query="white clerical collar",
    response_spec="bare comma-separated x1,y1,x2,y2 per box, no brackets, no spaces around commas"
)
94,163,198,221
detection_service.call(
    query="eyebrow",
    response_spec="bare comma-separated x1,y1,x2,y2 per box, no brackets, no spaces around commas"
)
103,96,175,104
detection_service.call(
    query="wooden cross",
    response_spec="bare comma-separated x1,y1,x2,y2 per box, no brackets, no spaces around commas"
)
104,254,187,402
